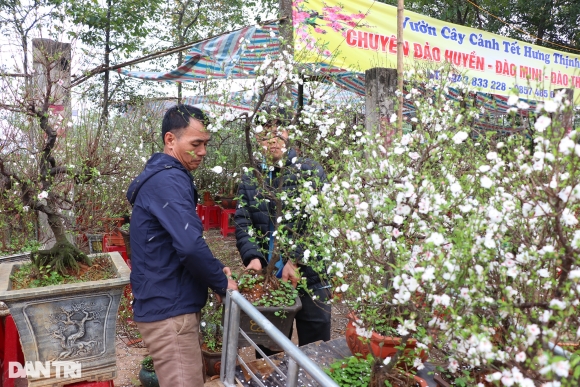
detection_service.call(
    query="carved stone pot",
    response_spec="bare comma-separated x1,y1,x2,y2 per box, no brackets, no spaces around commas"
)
0,252,130,387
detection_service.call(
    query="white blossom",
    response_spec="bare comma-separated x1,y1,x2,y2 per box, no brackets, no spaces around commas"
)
452,131,468,144
534,116,552,132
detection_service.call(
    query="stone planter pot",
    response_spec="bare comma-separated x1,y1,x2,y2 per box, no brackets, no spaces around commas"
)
236,296,302,351
138,367,159,387
0,252,130,387
201,347,222,377
345,313,427,363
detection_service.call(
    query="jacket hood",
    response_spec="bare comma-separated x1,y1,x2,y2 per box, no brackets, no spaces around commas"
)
127,153,190,205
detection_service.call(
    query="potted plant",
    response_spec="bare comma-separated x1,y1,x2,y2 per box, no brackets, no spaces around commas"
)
234,270,302,351
200,294,224,377
201,190,216,206
138,355,159,387
218,175,240,209
0,251,130,386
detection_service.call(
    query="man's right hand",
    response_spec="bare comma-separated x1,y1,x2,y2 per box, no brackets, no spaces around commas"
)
216,278,238,304
227,279,238,290
246,258,263,272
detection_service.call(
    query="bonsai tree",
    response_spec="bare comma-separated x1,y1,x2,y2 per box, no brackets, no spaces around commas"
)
203,48,323,288
0,39,159,275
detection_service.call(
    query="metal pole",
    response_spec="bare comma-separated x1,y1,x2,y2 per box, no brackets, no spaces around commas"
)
228,290,339,387
220,293,231,382
222,291,241,386
287,358,299,387
396,0,404,135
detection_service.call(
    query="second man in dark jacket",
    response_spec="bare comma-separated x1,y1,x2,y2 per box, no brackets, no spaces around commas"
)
234,109,331,356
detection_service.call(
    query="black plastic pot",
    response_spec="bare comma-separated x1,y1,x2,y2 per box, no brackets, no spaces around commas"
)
138,366,159,387
237,296,302,351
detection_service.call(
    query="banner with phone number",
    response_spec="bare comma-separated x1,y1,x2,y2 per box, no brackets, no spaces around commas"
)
293,0,580,100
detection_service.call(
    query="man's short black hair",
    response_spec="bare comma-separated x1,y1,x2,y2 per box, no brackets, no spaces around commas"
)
254,106,293,127
161,104,208,144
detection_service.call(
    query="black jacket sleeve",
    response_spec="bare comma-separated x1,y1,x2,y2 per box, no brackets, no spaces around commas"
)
234,175,268,268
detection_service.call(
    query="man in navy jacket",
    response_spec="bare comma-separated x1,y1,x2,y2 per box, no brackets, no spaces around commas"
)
127,104,237,387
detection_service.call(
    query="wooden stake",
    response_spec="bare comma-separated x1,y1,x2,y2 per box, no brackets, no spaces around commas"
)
397,0,404,135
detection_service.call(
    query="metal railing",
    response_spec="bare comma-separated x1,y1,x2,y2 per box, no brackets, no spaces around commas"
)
220,290,339,387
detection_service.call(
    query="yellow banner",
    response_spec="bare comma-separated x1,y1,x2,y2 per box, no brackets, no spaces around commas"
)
293,0,580,99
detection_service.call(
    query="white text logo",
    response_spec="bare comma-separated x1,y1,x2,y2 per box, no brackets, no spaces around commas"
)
8,361,81,378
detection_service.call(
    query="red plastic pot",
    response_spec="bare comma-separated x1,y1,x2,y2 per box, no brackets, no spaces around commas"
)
414,375,429,387
345,313,427,362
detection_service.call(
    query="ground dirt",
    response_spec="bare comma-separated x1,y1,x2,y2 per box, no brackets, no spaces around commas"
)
113,229,348,386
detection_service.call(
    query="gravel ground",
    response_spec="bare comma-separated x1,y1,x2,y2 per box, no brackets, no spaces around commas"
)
113,230,349,386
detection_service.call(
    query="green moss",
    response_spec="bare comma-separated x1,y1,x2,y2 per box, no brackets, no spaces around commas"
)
10,254,116,290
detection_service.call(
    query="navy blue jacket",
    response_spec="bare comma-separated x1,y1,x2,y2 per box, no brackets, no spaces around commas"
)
126,153,228,322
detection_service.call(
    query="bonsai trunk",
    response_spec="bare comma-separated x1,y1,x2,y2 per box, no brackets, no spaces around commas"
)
369,336,410,387
369,359,388,387
30,81,91,275
369,358,414,387
31,208,91,275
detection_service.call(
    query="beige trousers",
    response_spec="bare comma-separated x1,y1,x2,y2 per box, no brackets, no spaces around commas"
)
136,312,205,387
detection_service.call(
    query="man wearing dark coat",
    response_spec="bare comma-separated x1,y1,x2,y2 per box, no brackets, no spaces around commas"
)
127,104,237,387
234,109,331,356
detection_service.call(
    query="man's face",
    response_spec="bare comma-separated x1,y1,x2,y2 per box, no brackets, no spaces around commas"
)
258,125,288,163
164,118,210,171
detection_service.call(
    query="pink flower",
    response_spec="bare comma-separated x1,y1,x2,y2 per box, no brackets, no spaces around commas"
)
325,12,339,22
354,13,366,19
293,11,309,24
323,50,332,56
347,21,357,27
314,27,326,34
322,6,342,13
327,21,342,32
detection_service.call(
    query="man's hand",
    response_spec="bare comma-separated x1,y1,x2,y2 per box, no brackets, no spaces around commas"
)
227,278,238,290
215,277,238,304
281,260,300,288
246,258,263,272
223,266,232,277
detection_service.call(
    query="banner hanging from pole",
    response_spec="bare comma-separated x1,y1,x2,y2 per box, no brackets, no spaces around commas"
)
293,0,580,99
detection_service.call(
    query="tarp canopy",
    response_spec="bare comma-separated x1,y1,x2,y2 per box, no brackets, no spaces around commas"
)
117,23,539,119
138,85,364,116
